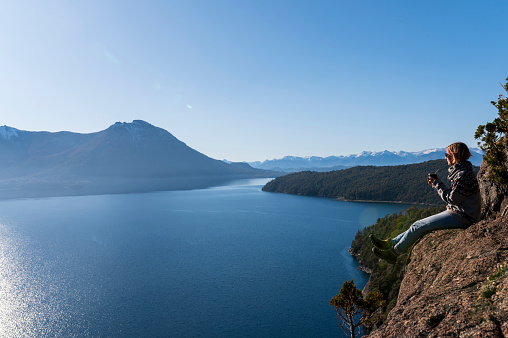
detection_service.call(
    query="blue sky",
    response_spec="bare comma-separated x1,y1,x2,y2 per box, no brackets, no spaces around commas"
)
1,1,507,162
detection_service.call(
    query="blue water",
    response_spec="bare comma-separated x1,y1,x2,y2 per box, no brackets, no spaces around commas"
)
0,178,412,337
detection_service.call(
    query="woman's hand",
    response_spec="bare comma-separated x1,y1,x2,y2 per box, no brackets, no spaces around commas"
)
427,176,438,185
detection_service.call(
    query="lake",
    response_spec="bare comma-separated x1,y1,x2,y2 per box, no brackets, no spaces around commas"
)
0,178,412,337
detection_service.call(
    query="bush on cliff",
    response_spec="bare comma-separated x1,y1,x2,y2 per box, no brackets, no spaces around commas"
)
475,77,508,185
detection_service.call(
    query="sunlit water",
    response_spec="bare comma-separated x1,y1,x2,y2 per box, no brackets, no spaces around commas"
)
0,178,412,337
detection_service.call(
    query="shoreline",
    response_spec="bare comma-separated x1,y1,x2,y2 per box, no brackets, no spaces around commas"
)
335,196,436,206
348,247,374,297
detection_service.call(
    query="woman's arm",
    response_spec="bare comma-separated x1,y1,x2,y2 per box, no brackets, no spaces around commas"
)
431,171,475,207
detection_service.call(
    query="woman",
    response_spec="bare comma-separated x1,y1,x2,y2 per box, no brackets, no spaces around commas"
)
370,142,481,264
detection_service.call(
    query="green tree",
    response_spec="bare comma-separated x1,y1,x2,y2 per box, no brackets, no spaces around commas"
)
330,279,385,338
475,77,508,185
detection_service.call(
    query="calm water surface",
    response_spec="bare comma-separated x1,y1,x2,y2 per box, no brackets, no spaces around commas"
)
0,178,412,337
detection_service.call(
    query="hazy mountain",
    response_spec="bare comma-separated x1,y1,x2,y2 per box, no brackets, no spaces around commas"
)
247,148,484,172
0,120,279,198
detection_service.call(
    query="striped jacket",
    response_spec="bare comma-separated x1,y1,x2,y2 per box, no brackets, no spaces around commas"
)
432,161,481,224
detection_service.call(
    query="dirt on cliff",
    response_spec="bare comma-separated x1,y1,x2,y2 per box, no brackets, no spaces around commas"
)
368,159,508,337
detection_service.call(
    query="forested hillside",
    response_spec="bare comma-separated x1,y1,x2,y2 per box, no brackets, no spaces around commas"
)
349,206,445,324
262,160,479,205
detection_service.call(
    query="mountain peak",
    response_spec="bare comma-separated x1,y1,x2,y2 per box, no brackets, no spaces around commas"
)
0,125,20,140
106,120,164,141
0,120,276,199
111,120,154,130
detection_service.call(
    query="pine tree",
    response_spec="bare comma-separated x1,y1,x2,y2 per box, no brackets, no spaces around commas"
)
330,279,385,338
475,77,508,185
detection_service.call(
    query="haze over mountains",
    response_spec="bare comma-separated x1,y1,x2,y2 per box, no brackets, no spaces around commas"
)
0,120,278,199
0,119,485,199
247,148,484,172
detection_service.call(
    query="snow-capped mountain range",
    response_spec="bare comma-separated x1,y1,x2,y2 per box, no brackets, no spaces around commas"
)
247,148,484,172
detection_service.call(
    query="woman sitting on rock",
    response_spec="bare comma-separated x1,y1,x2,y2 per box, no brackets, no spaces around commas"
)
370,142,481,264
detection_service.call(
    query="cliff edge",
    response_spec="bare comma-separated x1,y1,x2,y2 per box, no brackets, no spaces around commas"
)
368,160,508,337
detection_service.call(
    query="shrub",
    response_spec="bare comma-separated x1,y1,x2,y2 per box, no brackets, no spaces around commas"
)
475,77,508,185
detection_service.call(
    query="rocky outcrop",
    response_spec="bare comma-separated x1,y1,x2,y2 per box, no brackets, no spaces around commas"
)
367,216,508,337
477,160,508,219
367,159,508,337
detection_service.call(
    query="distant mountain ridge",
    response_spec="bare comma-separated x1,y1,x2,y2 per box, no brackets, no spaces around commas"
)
247,148,483,172
0,120,279,199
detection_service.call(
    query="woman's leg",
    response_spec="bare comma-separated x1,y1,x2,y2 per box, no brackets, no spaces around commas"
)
393,211,468,253
390,231,406,247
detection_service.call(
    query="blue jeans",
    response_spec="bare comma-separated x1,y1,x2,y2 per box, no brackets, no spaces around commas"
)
391,211,470,253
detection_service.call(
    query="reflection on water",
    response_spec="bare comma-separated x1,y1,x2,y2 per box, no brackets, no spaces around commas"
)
0,222,100,336
208,177,274,190
0,181,412,337
0,224,41,336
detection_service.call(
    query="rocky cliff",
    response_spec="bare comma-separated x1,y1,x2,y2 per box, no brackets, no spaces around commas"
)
367,160,508,337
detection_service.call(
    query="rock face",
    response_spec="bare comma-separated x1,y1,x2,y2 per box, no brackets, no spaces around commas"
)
477,160,508,219
367,216,508,337
367,159,508,337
